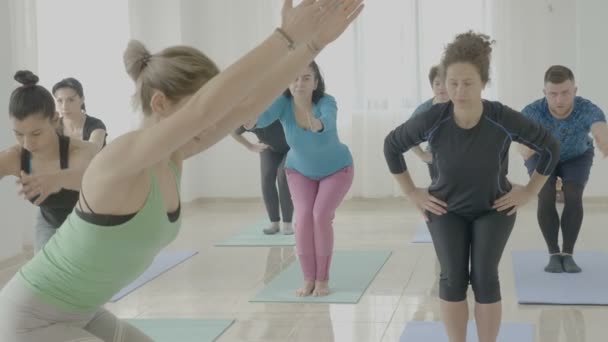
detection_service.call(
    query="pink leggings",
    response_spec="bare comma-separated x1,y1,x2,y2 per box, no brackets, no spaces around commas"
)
286,166,354,281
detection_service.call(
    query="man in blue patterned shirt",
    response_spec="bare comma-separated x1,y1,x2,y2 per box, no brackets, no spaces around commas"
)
519,65,608,273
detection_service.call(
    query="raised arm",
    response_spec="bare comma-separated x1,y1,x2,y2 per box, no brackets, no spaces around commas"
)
91,0,364,182
312,95,337,133
587,101,608,157
591,122,608,157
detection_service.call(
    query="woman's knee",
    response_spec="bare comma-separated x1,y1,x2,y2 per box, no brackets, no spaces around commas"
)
470,270,501,304
438,270,469,302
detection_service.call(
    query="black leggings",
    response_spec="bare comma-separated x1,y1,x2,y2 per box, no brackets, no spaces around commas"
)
427,210,515,304
537,177,585,254
260,149,293,223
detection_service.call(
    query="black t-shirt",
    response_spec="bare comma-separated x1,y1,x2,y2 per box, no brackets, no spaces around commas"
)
384,100,560,216
59,114,107,146
235,120,289,154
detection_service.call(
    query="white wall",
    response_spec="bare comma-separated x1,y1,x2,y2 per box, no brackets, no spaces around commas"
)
0,0,36,260
36,0,134,140
178,0,281,201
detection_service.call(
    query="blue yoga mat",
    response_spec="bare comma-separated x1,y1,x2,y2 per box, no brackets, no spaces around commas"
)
400,321,534,342
512,250,608,305
110,250,198,302
126,319,234,342
215,220,295,247
251,250,391,304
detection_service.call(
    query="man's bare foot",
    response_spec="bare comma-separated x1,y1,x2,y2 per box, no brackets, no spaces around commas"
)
312,280,330,297
296,281,315,297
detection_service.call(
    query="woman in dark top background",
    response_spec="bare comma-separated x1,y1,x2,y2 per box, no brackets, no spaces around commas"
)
231,119,293,235
53,77,107,149
384,32,559,342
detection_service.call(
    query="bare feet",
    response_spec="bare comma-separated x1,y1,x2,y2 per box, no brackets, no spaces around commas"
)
312,280,330,297
296,281,315,297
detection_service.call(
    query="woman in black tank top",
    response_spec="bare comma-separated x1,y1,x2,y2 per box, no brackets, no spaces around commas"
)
0,71,99,252
53,77,108,149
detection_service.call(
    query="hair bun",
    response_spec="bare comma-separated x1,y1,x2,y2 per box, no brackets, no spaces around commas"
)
123,40,152,81
14,70,39,87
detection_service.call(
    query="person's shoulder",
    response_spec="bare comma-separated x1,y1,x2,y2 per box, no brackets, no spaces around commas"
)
412,98,434,115
574,96,598,110
70,137,98,155
319,94,336,103
522,98,545,114
414,101,451,128
85,114,106,128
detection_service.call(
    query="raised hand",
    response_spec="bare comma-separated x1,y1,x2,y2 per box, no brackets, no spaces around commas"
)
313,0,365,48
280,0,326,45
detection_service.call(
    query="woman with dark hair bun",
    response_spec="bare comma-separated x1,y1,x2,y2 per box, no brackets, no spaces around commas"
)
0,70,98,253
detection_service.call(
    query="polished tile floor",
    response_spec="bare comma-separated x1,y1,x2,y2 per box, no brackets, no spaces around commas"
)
1,198,606,341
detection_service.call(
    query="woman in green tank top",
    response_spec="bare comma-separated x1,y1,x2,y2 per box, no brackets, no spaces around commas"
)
0,1,364,341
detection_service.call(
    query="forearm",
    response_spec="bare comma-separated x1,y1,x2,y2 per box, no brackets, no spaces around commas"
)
231,133,253,149
517,143,535,159
56,168,86,191
186,31,305,129
193,42,318,141
411,145,425,158
524,171,549,195
393,171,417,196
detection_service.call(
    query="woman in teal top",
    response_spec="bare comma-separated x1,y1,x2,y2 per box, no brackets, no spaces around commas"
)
0,2,364,340
252,61,354,297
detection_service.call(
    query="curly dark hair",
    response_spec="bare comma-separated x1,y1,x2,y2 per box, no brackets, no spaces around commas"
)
440,31,495,84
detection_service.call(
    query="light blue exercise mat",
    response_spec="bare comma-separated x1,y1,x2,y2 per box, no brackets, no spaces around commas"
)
250,250,391,303
215,220,295,247
400,321,534,342
126,319,234,342
110,251,198,302
512,250,608,305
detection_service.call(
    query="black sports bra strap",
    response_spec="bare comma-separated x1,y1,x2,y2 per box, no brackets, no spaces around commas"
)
78,190,97,215
20,148,31,173
59,135,70,169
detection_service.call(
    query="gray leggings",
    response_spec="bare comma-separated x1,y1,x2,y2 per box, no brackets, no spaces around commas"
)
260,149,293,223
0,276,152,341
34,210,57,253
427,210,515,304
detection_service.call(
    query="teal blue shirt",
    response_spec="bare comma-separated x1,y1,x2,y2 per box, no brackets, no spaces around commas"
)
411,98,434,118
256,95,353,180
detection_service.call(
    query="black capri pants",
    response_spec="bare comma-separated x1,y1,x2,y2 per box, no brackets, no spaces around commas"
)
427,210,516,304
